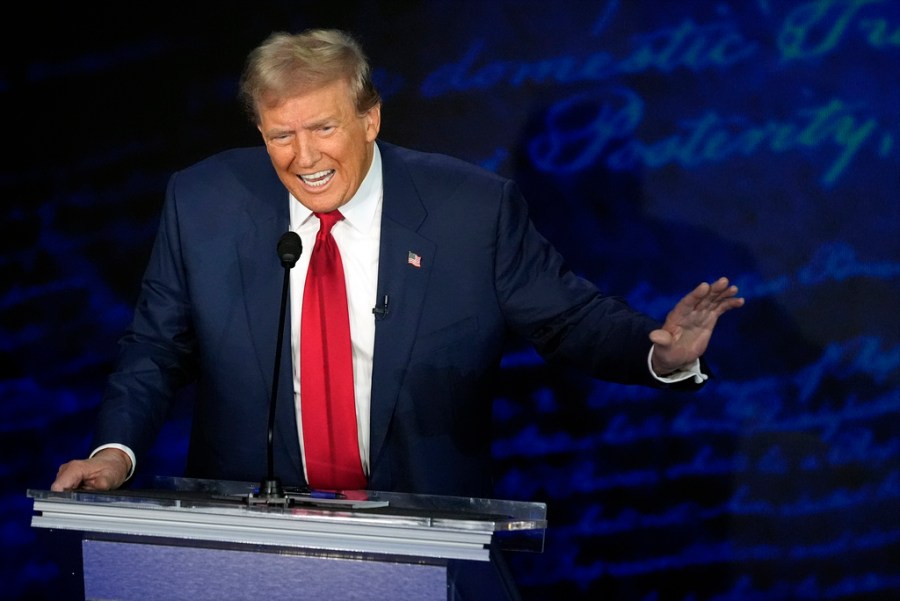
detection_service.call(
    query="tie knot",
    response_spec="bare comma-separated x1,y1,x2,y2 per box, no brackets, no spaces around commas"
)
315,211,344,235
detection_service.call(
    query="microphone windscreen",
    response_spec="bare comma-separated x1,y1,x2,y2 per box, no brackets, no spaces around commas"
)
277,231,303,268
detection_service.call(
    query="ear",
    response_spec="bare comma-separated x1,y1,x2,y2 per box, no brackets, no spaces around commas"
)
365,104,382,142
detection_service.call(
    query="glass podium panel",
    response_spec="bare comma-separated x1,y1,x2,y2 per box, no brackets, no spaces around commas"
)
27,476,547,560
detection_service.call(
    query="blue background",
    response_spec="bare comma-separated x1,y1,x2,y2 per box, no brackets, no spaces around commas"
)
3,1,898,599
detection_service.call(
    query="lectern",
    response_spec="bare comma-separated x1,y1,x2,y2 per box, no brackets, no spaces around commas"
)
28,477,546,601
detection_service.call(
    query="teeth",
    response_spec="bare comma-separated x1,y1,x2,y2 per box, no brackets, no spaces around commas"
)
300,169,335,187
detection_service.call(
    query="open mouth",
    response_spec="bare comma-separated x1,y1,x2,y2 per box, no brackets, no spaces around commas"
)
299,169,335,187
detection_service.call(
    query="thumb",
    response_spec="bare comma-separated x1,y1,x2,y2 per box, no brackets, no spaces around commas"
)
649,328,673,347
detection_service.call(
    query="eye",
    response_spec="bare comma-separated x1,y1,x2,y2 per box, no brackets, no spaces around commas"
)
269,133,292,146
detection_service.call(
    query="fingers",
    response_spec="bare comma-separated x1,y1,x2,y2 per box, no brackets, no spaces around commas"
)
712,277,745,313
50,461,86,492
692,277,744,313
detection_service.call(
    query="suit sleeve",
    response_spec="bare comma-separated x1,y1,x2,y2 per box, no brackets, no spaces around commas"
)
493,179,668,386
91,171,199,458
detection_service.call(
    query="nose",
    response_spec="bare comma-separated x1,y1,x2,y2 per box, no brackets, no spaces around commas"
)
294,135,320,168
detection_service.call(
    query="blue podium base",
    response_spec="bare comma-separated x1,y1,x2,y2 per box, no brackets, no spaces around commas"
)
82,537,519,601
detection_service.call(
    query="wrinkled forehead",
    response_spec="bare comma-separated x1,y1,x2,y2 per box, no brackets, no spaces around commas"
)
256,75,355,114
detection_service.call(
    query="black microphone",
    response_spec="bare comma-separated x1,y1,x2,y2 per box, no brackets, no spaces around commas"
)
278,231,303,268
254,231,302,503
372,294,390,320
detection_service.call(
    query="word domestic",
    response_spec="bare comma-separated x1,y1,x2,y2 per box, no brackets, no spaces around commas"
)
421,17,755,97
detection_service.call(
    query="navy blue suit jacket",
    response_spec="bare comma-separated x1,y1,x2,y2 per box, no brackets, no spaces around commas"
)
94,141,679,497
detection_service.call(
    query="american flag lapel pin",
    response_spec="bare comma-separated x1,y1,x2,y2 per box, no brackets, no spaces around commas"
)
407,251,422,268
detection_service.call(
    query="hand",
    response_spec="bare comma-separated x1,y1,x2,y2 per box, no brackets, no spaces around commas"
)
649,277,744,375
50,448,131,492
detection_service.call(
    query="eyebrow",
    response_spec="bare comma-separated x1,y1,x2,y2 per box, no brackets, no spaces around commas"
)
262,115,339,138
303,117,337,130
262,127,293,139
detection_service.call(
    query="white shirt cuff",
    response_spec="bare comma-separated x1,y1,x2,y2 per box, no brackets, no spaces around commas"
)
648,347,708,384
90,444,136,481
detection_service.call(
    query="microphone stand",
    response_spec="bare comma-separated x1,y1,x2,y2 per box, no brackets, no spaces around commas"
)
248,232,301,505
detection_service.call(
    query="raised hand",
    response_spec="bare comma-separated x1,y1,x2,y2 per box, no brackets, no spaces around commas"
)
649,277,744,375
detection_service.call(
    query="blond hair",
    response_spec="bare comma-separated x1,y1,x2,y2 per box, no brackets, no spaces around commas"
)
239,28,381,124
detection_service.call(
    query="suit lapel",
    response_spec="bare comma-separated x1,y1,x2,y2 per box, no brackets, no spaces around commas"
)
238,216,287,386
369,144,435,468
234,159,293,414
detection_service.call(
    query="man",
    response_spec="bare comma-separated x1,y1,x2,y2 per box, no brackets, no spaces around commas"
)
52,29,743,498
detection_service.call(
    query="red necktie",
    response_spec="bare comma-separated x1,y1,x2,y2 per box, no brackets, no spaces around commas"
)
300,211,366,490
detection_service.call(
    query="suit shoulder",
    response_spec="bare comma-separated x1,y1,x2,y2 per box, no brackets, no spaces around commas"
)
177,146,271,178
167,146,280,200
379,141,510,188
159,146,284,228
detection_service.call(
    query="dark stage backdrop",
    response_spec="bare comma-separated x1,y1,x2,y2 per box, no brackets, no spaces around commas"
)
3,2,898,600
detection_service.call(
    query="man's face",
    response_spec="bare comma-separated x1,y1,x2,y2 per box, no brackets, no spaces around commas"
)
257,78,381,213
